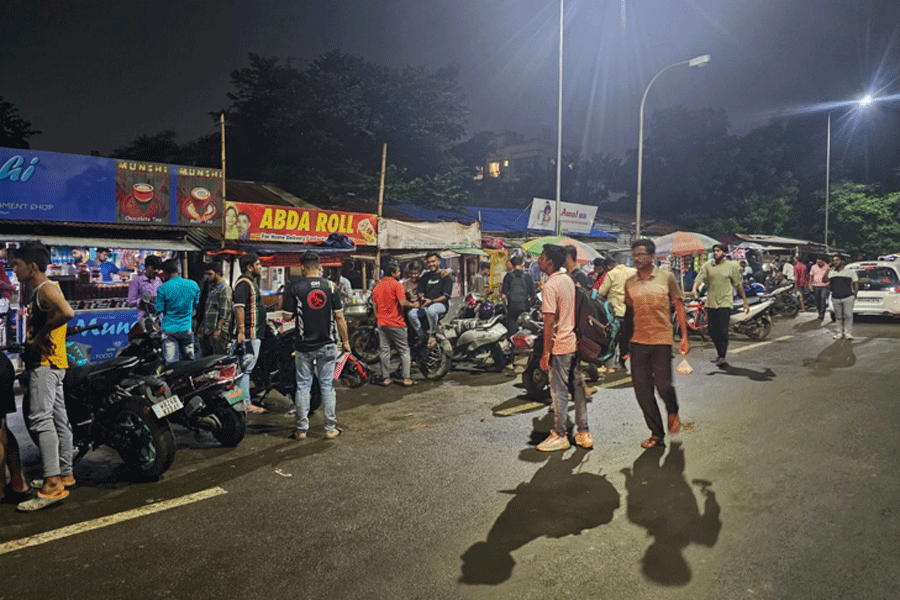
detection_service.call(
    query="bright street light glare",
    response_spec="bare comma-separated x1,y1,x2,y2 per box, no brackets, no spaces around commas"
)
859,94,874,106
689,54,711,67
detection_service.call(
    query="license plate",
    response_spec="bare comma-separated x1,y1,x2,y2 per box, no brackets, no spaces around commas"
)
858,298,880,303
152,395,183,419
224,388,249,406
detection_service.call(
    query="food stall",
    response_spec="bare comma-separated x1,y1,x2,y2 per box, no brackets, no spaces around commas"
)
0,147,216,360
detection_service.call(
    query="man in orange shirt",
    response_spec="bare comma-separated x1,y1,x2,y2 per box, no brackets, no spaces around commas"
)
624,239,690,449
536,244,592,452
372,261,414,387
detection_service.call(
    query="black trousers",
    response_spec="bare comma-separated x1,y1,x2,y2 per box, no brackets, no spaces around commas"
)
813,286,830,317
630,342,678,439
706,307,731,359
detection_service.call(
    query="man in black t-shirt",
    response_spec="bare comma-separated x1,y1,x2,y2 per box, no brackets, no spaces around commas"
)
233,253,267,413
409,251,453,344
282,251,351,440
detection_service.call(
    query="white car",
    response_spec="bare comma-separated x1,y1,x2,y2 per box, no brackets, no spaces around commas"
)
830,260,900,318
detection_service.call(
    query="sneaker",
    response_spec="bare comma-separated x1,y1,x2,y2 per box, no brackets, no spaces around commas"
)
574,431,593,449
324,428,342,440
288,430,306,440
844,334,854,340
537,431,570,452
832,333,843,340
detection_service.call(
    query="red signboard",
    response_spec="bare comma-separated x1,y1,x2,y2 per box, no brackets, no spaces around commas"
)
224,202,377,245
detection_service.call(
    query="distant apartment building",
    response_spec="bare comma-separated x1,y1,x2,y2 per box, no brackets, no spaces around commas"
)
476,130,557,181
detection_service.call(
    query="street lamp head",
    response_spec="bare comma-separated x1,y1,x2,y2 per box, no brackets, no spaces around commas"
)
859,94,874,107
689,54,711,67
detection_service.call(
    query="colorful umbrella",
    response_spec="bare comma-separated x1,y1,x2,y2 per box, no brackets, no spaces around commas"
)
520,235,600,264
653,231,720,256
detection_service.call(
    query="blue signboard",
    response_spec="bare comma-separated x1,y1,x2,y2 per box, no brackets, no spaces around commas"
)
68,310,137,363
0,147,223,228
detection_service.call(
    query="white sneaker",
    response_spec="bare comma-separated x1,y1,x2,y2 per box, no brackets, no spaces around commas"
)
844,334,854,340
832,333,843,340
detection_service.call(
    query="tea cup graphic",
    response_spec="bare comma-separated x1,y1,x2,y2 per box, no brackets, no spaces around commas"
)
191,187,211,203
133,183,154,202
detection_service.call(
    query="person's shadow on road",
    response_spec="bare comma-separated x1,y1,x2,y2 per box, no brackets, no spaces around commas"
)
459,448,620,585
707,364,776,381
621,442,721,586
802,339,856,376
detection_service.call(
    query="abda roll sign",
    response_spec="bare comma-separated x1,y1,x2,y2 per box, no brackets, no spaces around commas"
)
526,198,597,235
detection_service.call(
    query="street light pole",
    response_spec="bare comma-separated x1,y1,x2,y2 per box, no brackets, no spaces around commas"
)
635,54,710,240
555,0,564,236
825,111,831,253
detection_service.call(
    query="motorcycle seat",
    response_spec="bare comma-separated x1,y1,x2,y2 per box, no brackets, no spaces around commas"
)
165,355,231,378
69,355,141,382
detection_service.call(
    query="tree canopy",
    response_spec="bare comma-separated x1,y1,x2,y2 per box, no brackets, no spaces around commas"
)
0,96,40,149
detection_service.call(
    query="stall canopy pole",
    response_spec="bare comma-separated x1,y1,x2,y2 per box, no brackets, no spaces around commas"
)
374,143,387,278
220,112,227,249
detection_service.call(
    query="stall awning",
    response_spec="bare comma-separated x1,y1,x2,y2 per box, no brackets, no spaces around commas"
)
0,234,199,251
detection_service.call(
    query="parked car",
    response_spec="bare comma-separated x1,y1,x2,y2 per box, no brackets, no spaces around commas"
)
830,260,900,318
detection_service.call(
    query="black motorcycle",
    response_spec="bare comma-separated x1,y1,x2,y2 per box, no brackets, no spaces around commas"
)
350,307,450,381
118,314,247,447
3,327,179,478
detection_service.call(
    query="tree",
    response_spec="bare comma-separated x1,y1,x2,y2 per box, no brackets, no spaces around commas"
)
0,96,40,149
823,182,900,255
110,130,184,164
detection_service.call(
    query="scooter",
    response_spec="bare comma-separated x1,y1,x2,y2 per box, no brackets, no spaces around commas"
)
764,282,800,318
3,326,179,478
681,294,775,340
439,297,511,372
118,313,248,447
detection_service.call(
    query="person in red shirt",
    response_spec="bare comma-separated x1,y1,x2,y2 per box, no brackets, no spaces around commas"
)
793,256,808,312
372,261,415,386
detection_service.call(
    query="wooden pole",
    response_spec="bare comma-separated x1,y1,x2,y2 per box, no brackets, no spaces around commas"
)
220,113,227,249
374,143,387,278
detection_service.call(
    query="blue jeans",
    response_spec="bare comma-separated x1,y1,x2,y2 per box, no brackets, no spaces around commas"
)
294,343,338,434
409,303,447,338
549,353,588,437
237,338,262,406
162,330,195,364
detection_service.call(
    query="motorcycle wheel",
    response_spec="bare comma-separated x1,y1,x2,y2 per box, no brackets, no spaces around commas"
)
488,344,507,372
781,296,800,318
110,402,176,479
522,365,549,400
350,327,380,365
210,404,247,447
419,343,450,380
745,317,772,340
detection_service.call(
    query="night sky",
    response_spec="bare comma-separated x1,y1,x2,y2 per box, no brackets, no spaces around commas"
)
2,0,899,160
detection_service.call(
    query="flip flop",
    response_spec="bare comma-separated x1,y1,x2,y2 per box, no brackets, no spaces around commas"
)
400,379,416,387
668,413,681,434
641,436,664,449
246,404,268,414
380,379,393,386
17,488,69,512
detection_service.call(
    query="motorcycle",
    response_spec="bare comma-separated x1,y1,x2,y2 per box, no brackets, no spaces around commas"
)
3,325,180,478
118,313,248,447
439,295,511,372
681,294,775,341
764,282,800,318
511,307,601,400
350,302,450,381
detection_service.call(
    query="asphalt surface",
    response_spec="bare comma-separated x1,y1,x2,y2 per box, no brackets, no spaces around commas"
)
2,312,900,599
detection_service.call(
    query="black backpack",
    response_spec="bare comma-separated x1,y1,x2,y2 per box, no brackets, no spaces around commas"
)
507,270,529,309
571,282,620,364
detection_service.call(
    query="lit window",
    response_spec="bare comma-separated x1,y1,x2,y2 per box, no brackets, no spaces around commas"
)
474,166,484,180
488,161,501,178
503,159,510,167
567,163,574,169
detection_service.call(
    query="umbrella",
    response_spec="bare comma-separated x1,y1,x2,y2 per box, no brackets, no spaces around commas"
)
653,231,720,256
520,235,600,264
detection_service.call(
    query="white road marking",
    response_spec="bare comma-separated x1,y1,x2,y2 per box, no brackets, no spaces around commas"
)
728,335,792,354
0,486,228,556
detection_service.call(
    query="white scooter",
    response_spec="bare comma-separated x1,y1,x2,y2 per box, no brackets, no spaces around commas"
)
681,294,775,340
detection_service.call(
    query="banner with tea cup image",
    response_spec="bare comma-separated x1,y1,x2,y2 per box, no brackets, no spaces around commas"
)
115,160,170,224
175,166,223,227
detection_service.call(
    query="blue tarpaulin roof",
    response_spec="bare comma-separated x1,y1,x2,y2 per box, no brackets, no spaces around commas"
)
386,204,615,239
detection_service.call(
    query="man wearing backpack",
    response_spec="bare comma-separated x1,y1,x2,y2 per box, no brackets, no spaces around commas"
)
501,255,535,335
563,245,593,289
536,244,592,452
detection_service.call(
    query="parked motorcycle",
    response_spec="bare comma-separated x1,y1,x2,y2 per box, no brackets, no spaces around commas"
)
351,305,450,381
118,313,247,447
765,282,800,318
3,327,179,478
681,294,775,341
439,297,511,372
511,307,601,400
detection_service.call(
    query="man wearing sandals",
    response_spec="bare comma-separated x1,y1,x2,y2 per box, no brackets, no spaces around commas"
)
535,244,592,452
282,252,351,440
10,241,76,511
372,261,414,387
624,239,690,449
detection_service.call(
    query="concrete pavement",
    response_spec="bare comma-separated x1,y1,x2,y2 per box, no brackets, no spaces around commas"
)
2,312,899,599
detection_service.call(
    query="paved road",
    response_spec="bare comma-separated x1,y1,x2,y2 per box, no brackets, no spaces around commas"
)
2,313,899,599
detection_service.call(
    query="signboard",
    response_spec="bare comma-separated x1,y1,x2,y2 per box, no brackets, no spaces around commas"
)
0,147,222,228
526,198,598,235
224,201,377,245
68,309,137,363
377,218,482,250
